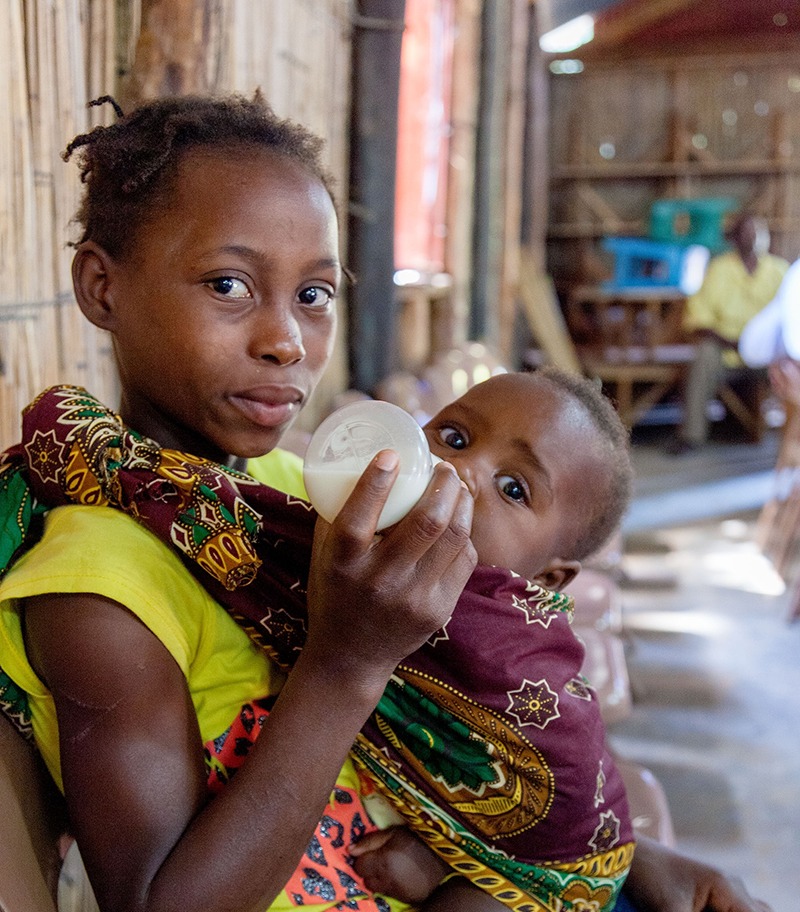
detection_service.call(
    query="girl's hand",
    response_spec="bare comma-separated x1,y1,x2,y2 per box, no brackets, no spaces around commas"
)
305,452,476,684
624,836,773,912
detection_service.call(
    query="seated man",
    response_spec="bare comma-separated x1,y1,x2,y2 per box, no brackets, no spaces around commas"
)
668,213,788,454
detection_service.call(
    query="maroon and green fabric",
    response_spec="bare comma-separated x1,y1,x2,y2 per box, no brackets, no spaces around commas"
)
0,386,634,912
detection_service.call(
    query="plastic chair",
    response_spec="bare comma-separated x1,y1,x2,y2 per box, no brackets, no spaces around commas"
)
577,626,633,727
565,568,624,635
614,756,676,846
419,342,508,412
601,237,709,294
649,197,738,253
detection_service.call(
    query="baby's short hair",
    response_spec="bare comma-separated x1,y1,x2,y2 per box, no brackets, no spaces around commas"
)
532,366,633,561
63,92,335,258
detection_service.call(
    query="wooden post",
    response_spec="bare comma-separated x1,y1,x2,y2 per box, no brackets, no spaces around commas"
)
441,0,481,354
120,0,213,105
348,0,406,393
498,0,529,363
521,0,551,270
470,0,510,345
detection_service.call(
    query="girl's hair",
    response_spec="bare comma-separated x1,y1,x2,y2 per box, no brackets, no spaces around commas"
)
534,366,634,561
63,91,336,257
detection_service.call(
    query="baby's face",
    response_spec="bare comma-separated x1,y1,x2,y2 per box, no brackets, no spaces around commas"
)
424,374,608,582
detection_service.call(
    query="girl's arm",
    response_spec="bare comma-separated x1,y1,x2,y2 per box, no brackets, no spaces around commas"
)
24,457,476,912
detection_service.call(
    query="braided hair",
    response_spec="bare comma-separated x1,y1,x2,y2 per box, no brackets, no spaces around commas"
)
63,91,335,258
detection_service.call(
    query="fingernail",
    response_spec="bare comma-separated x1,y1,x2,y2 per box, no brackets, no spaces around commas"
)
375,450,399,471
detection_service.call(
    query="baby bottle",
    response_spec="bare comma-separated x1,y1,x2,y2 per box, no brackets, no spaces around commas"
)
303,400,440,531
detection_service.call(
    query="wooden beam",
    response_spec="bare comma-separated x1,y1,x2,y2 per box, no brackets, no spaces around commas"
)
120,0,213,105
521,0,551,269
470,0,510,344
442,0,482,352
347,0,406,393
498,0,530,363
592,0,704,49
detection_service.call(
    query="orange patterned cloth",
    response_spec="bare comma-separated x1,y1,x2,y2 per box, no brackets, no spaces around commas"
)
205,698,389,910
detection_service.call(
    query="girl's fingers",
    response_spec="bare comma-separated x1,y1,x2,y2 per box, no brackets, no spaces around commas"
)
327,449,400,548
377,461,471,564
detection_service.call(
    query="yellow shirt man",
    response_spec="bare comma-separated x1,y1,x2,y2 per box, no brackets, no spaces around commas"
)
683,250,788,367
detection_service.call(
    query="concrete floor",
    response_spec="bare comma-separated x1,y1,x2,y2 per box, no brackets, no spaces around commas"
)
612,425,800,910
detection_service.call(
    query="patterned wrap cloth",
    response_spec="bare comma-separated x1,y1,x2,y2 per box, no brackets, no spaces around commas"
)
0,386,634,912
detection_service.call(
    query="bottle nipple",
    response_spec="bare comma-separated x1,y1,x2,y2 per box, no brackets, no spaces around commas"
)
303,400,437,530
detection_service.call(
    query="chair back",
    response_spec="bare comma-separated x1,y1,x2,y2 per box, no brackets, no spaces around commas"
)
0,713,65,912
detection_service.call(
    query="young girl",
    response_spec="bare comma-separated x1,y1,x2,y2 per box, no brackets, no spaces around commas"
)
0,93,771,912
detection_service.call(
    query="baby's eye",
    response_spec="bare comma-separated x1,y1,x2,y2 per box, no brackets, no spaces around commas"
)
207,276,251,299
438,425,467,450
298,285,335,308
497,474,527,503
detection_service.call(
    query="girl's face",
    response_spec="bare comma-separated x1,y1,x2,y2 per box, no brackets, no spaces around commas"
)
95,146,340,463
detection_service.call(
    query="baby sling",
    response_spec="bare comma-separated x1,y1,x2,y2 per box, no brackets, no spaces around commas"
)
0,386,633,912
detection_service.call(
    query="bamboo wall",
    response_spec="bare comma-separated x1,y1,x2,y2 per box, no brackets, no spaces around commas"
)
0,0,118,451
546,51,800,288
0,0,353,448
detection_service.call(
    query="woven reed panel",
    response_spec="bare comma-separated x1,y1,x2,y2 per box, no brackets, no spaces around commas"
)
0,0,353,447
548,54,800,284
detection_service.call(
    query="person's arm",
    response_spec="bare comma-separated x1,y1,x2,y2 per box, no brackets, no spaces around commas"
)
24,455,476,912
351,827,774,912
623,836,773,912
738,295,784,367
739,259,800,366
692,326,739,349
776,261,800,362
683,257,728,338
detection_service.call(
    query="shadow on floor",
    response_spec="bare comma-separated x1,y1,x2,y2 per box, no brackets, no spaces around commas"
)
612,425,800,911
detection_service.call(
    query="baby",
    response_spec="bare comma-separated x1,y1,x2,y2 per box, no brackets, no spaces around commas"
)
8,367,634,911
351,367,635,908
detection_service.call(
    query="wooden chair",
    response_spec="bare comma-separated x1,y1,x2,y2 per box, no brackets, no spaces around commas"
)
715,366,769,444
755,360,800,620
517,257,695,429
561,284,696,428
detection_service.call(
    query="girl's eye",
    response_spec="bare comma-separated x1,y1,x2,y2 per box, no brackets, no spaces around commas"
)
497,474,527,503
208,276,251,299
298,285,335,308
438,426,467,450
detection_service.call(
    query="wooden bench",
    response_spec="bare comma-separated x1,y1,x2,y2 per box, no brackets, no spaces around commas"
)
563,284,696,428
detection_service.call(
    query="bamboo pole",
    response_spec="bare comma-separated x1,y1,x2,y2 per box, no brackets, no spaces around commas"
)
497,0,529,364
347,0,407,393
441,0,481,353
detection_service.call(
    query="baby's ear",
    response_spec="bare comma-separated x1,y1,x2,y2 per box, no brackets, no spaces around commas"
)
533,559,581,592
72,241,119,332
